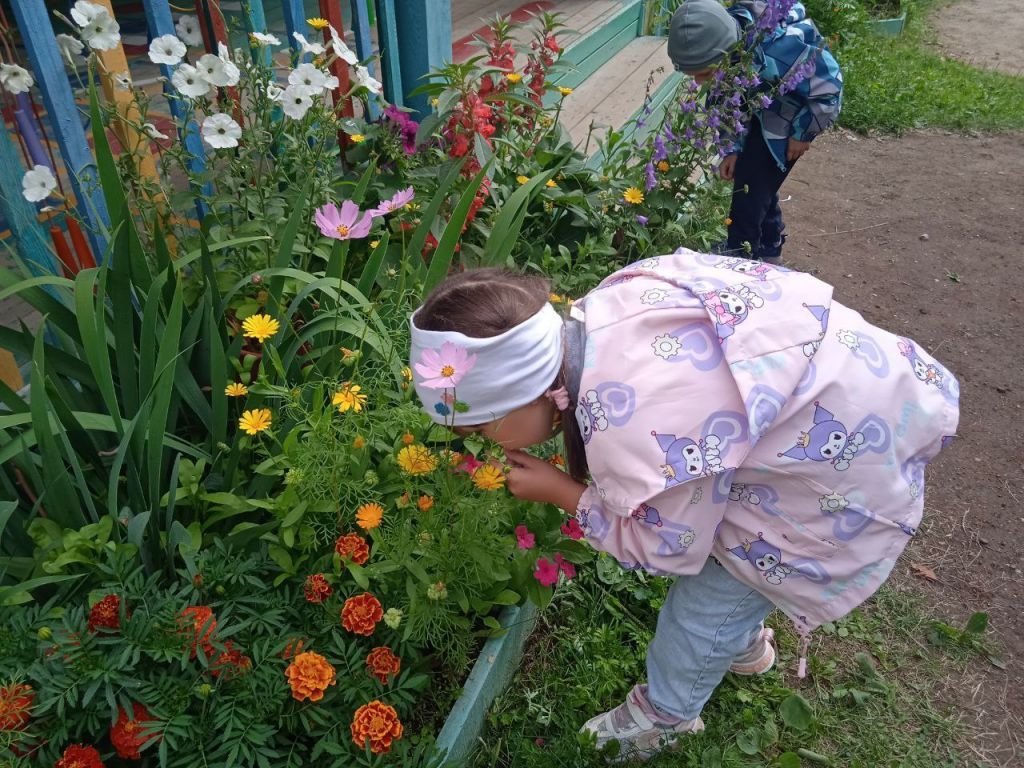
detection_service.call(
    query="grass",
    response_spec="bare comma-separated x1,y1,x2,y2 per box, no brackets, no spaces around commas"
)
464,558,998,768
835,1,1024,134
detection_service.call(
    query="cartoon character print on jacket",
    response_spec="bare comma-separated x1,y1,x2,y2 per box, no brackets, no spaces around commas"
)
897,338,959,404
699,284,765,342
728,533,832,586
574,382,637,445
779,402,867,471
652,431,723,486
802,304,829,358
630,502,663,527
715,256,789,282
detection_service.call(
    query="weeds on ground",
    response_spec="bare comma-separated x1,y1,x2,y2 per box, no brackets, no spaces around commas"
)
468,559,997,767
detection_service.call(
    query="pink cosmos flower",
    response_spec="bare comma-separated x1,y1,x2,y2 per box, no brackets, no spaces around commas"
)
414,341,477,389
555,553,576,580
455,455,483,475
369,186,415,217
560,518,584,541
533,557,559,587
515,525,536,550
314,200,374,241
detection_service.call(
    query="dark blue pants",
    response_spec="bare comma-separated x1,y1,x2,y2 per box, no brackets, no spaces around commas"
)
726,119,796,261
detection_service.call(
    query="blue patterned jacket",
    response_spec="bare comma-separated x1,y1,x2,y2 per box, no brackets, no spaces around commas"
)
729,1,844,170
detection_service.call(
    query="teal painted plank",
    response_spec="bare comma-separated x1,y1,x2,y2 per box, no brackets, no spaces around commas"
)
556,1,643,80
375,0,403,105
865,14,907,37
395,0,451,116
241,0,274,66
0,127,62,281
281,0,309,54
350,0,380,119
10,0,109,259
436,602,539,765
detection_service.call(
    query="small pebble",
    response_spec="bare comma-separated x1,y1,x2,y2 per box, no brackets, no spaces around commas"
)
919,233,929,241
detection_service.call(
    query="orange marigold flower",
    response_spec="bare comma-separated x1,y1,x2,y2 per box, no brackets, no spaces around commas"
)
353,435,366,449
55,744,105,768
110,702,159,760
548,454,566,468
366,646,401,685
341,592,383,636
417,494,434,512
178,606,217,658
281,638,306,660
0,683,34,731
350,700,403,754
472,464,506,491
211,641,252,679
285,651,336,702
356,502,384,530
335,533,370,565
87,594,126,633
395,491,411,509
304,573,333,604
401,432,415,445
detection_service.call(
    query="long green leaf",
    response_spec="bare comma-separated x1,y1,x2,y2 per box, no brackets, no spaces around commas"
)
73,268,122,435
357,233,390,297
146,280,185,508
425,163,491,293
206,298,228,447
482,167,562,266
407,159,466,263
267,177,313,316
0,574,83,605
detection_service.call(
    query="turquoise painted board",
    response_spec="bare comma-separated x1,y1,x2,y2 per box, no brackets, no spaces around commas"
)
0,127,62,282
350,0,380,119
281,0,309,54
375,0,404,105
240,0,274,66
395,0,452,116
10,0,109,259
866,14,907,37
436,602,539,765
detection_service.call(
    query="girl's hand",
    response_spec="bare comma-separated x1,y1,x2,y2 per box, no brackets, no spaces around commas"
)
504,450,586,512
787,138,811,163
719,153,738,181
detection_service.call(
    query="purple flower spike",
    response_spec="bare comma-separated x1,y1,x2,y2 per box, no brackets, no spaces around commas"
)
644,161,657,192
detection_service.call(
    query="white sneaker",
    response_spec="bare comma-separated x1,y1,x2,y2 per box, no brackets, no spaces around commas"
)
729,625,776,675
580,684,704,762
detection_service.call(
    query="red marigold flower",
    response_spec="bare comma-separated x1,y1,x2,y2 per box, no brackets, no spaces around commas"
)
303,573,333,604
334,533,370,566
365,646,401,685
0,683,34,731
110,702,159,759
178,605,217,658
341,592,383,636
55,743,105,768
211,641,252,679
281,637,306,660
87,594,126,633
350,700,403,754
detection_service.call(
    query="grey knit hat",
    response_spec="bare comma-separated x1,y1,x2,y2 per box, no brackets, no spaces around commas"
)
667,0,740,72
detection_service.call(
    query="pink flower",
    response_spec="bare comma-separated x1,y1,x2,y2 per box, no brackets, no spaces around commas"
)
455,455,483,474
533,557,559,586
560,518,584,540
414,341,477,389
555,553,576,580
314,200,374,241
515,525,535,550
369,186,415,216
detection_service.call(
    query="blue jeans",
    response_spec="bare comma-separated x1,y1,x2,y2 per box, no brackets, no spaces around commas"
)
646,558,774,720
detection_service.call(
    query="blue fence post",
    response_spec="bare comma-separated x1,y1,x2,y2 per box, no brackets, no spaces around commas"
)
350,0,380,120
9,0,109,259
141,0,210,219
280,0,310,57
395,0,451,116
240,0,274,67
375,0,403,106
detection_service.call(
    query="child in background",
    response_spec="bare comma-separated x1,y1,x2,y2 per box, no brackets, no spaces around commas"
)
409,253,957,761
667,0,843,262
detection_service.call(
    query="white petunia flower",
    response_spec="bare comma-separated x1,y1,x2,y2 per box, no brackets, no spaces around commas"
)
651,333,683,360
354,65,382,95
56,34,85,63
288,63,329,94
292,32,325,56
148,34,186,65
142,122,169,140
197,53,236,87
70,1,105,27
250,31,281,46
22,165,57,202
175,15,203,47
217,43,241,85
328,25,358,65
266,82,284,101
0,64,34,95
201,113,241,149
280,84,313,119
323,74,339,90
171,63,210,97
79,8,120,51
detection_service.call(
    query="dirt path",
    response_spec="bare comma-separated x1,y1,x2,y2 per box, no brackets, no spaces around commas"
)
931,0,1024,76
781,128,1024,764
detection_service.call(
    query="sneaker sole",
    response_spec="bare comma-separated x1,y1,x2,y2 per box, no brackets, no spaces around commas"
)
729,630,776,676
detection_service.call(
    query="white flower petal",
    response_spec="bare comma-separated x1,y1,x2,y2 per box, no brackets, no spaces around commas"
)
175,15,204,47
142,122,169,140
22,165,57,202
0,64,34,95
56,34,85,64
201,113,242,149
354,66,382,95
148,34,186,65
80,11,120,51
171,63,210,98
280,85,313,119
70,1,105,27
250,31,281,46
292,32,325,56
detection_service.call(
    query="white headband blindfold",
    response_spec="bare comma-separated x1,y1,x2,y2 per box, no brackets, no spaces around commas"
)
409,302,564,426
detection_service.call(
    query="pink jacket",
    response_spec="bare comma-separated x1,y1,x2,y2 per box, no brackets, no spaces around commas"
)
571,250,959,635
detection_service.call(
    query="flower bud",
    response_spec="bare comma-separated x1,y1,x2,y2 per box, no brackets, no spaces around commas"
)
37,626,53,641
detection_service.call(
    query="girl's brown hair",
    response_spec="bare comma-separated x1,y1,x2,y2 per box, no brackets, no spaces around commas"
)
416,268,589,482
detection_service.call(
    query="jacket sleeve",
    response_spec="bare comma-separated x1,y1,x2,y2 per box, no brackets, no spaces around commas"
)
789,43,843,141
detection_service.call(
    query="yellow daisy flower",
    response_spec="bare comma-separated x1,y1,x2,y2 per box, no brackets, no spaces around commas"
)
397,445,438,476
545,179,558,189
472,464,506,491
505,73,522,83
225,382,248,397
306,17,329,29
557,86,573,96
242,313,280,343
516,175,530,185
401,366,413,382
333,383,368,413
370,239,380,249
657,161,670,172
355,502,384,530
350,134,365,143
623,187,645,205
239,408,272,435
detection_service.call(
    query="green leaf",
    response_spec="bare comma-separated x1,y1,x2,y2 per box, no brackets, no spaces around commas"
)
267,177,313,316
965,611,988,635
776,752,801,768
0,574,82,605
356,232,390,297
482,166,562,266
425,162,491,293
491,589,521,605
736,727,761,755
347,562,370,590
407,159,465,261
780,693,814,731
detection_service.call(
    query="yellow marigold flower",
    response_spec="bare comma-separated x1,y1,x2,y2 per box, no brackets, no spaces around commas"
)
356,502,384,530
353,435,366,449
306,17,330,29
397,445,438,476
623,187,645,205
505,73,522,83
225,382,248,397
350,133,366,143
517,175,530,185
241,313,280,343
545,179,558,189
333,383,368,413
417,495,434,512
472,464,506,491
557,86,573,96
401,433,415,445
239,408,272,435
549,293,563,303
657,161,670,172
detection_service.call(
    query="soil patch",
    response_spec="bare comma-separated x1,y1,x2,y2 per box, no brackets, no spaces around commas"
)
930,0,1024,76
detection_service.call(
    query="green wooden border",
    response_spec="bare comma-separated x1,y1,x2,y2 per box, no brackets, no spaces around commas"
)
865,13,907,37
549,0,644,98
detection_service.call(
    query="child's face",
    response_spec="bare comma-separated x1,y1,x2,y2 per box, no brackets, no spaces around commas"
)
453,397,557,451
